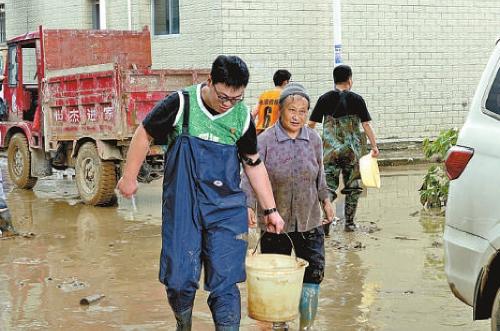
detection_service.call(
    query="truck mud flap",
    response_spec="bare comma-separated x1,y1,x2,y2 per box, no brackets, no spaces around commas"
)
96,140,123,161
30,148,52,177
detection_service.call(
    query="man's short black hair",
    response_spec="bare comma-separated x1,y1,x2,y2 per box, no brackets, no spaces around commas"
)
333,64,352,84
211,55,249,88
273,69,292,87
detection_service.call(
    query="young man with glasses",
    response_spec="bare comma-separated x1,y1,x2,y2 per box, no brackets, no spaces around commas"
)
117,55,284,331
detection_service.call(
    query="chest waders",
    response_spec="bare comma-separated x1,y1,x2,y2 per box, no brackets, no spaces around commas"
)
322,92,364,230
160,92,248,330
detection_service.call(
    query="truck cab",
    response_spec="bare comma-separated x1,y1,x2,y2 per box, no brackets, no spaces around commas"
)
0,26,208,205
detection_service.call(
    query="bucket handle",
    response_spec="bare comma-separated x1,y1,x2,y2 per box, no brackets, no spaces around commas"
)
251,231,299,261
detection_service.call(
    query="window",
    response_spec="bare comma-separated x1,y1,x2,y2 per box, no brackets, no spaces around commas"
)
21,46,37,85
7,46,17,86
0,4,5,43
153,0,179,35
92,0,100,29
485,67,500,116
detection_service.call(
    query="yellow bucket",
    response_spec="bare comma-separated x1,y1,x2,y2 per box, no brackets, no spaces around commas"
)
359,153,381,188
246,236,309,322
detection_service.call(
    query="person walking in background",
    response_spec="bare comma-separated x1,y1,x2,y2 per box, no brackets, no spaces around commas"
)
308,65,379,232
117,55,285,331
242,83,334,330
252,69,291,134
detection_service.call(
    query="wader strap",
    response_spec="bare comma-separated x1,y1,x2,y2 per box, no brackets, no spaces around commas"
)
182,91,190,134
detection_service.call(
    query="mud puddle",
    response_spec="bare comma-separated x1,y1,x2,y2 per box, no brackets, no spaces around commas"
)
0,163,489,330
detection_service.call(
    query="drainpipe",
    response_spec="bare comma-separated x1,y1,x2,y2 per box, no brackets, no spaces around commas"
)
100,0,107,29
127,0,132,30
333,0,342,66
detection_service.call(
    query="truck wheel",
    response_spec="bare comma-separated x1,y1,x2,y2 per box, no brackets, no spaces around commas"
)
75,142,117,206
7,133,37,189
492,288,500,331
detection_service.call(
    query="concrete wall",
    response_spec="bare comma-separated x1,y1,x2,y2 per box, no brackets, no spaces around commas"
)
5,0,500,142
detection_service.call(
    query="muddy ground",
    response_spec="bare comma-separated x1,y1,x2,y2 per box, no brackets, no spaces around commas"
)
0,163,490,330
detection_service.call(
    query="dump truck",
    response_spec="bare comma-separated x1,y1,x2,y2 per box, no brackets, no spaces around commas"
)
0,26,208,205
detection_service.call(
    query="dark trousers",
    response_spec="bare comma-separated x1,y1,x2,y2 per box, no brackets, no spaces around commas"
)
260,226,325,284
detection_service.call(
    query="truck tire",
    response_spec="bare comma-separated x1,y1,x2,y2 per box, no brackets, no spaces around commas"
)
7,133,37,189
492,287,500,331
75,142,117,206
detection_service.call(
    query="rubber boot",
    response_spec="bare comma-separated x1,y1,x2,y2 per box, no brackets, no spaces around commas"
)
323,222,331,237
174,307,193,331
215,325,239,331
344,200,358,232
299,283,320,330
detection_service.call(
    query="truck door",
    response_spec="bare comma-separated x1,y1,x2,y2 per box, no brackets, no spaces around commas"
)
5,42,39,123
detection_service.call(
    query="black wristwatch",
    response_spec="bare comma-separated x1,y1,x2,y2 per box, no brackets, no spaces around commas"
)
263,207,277,216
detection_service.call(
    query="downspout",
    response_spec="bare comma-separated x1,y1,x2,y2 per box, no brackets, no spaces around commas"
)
333,0,342,66
127,0,132,30
100,0,107,29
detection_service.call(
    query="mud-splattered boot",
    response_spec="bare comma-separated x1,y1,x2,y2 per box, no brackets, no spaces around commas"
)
174,307,192,331
299,283,320,330
344,200,358,232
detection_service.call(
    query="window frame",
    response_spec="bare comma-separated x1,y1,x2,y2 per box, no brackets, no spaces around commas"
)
152,0,180,36
482,58,500,122
0,4,5,43
91,0,101,30
7,45,17,87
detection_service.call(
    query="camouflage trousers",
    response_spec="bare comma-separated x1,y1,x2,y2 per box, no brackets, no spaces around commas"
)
324,158,363,224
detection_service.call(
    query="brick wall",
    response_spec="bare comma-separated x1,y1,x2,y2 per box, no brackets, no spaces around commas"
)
220,0,333,121
219,0,500,142
5,0,500,142
149,0,223,69
340,0,500,141
6,0,91,38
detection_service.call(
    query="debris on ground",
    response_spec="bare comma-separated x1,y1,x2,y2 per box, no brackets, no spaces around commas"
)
57,277,89,292
394,236,418,241
327,239,366,251
360,222,381,233
409,210,420,217
80,294,105,305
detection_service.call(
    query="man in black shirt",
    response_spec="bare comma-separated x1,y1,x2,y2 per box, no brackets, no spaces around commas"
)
117,55,284,330
309,64,379,232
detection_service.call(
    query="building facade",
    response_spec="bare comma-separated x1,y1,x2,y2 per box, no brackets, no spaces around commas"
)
5,0,500,142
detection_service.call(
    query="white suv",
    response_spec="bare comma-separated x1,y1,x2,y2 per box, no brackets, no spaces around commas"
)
444,39,500,330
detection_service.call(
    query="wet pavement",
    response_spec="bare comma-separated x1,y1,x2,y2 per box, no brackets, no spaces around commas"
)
0,162,490,330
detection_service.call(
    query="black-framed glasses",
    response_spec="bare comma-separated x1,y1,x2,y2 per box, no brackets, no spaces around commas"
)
213,84,244,105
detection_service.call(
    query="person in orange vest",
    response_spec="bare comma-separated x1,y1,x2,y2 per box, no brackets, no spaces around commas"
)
252,70,291,134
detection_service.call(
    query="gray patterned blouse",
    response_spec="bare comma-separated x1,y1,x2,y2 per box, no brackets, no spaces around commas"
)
241,121,330,233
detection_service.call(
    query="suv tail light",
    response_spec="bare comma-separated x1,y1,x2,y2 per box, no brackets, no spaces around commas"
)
445,146,474,180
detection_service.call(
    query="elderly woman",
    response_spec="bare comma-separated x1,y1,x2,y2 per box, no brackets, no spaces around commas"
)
242,83,334,329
